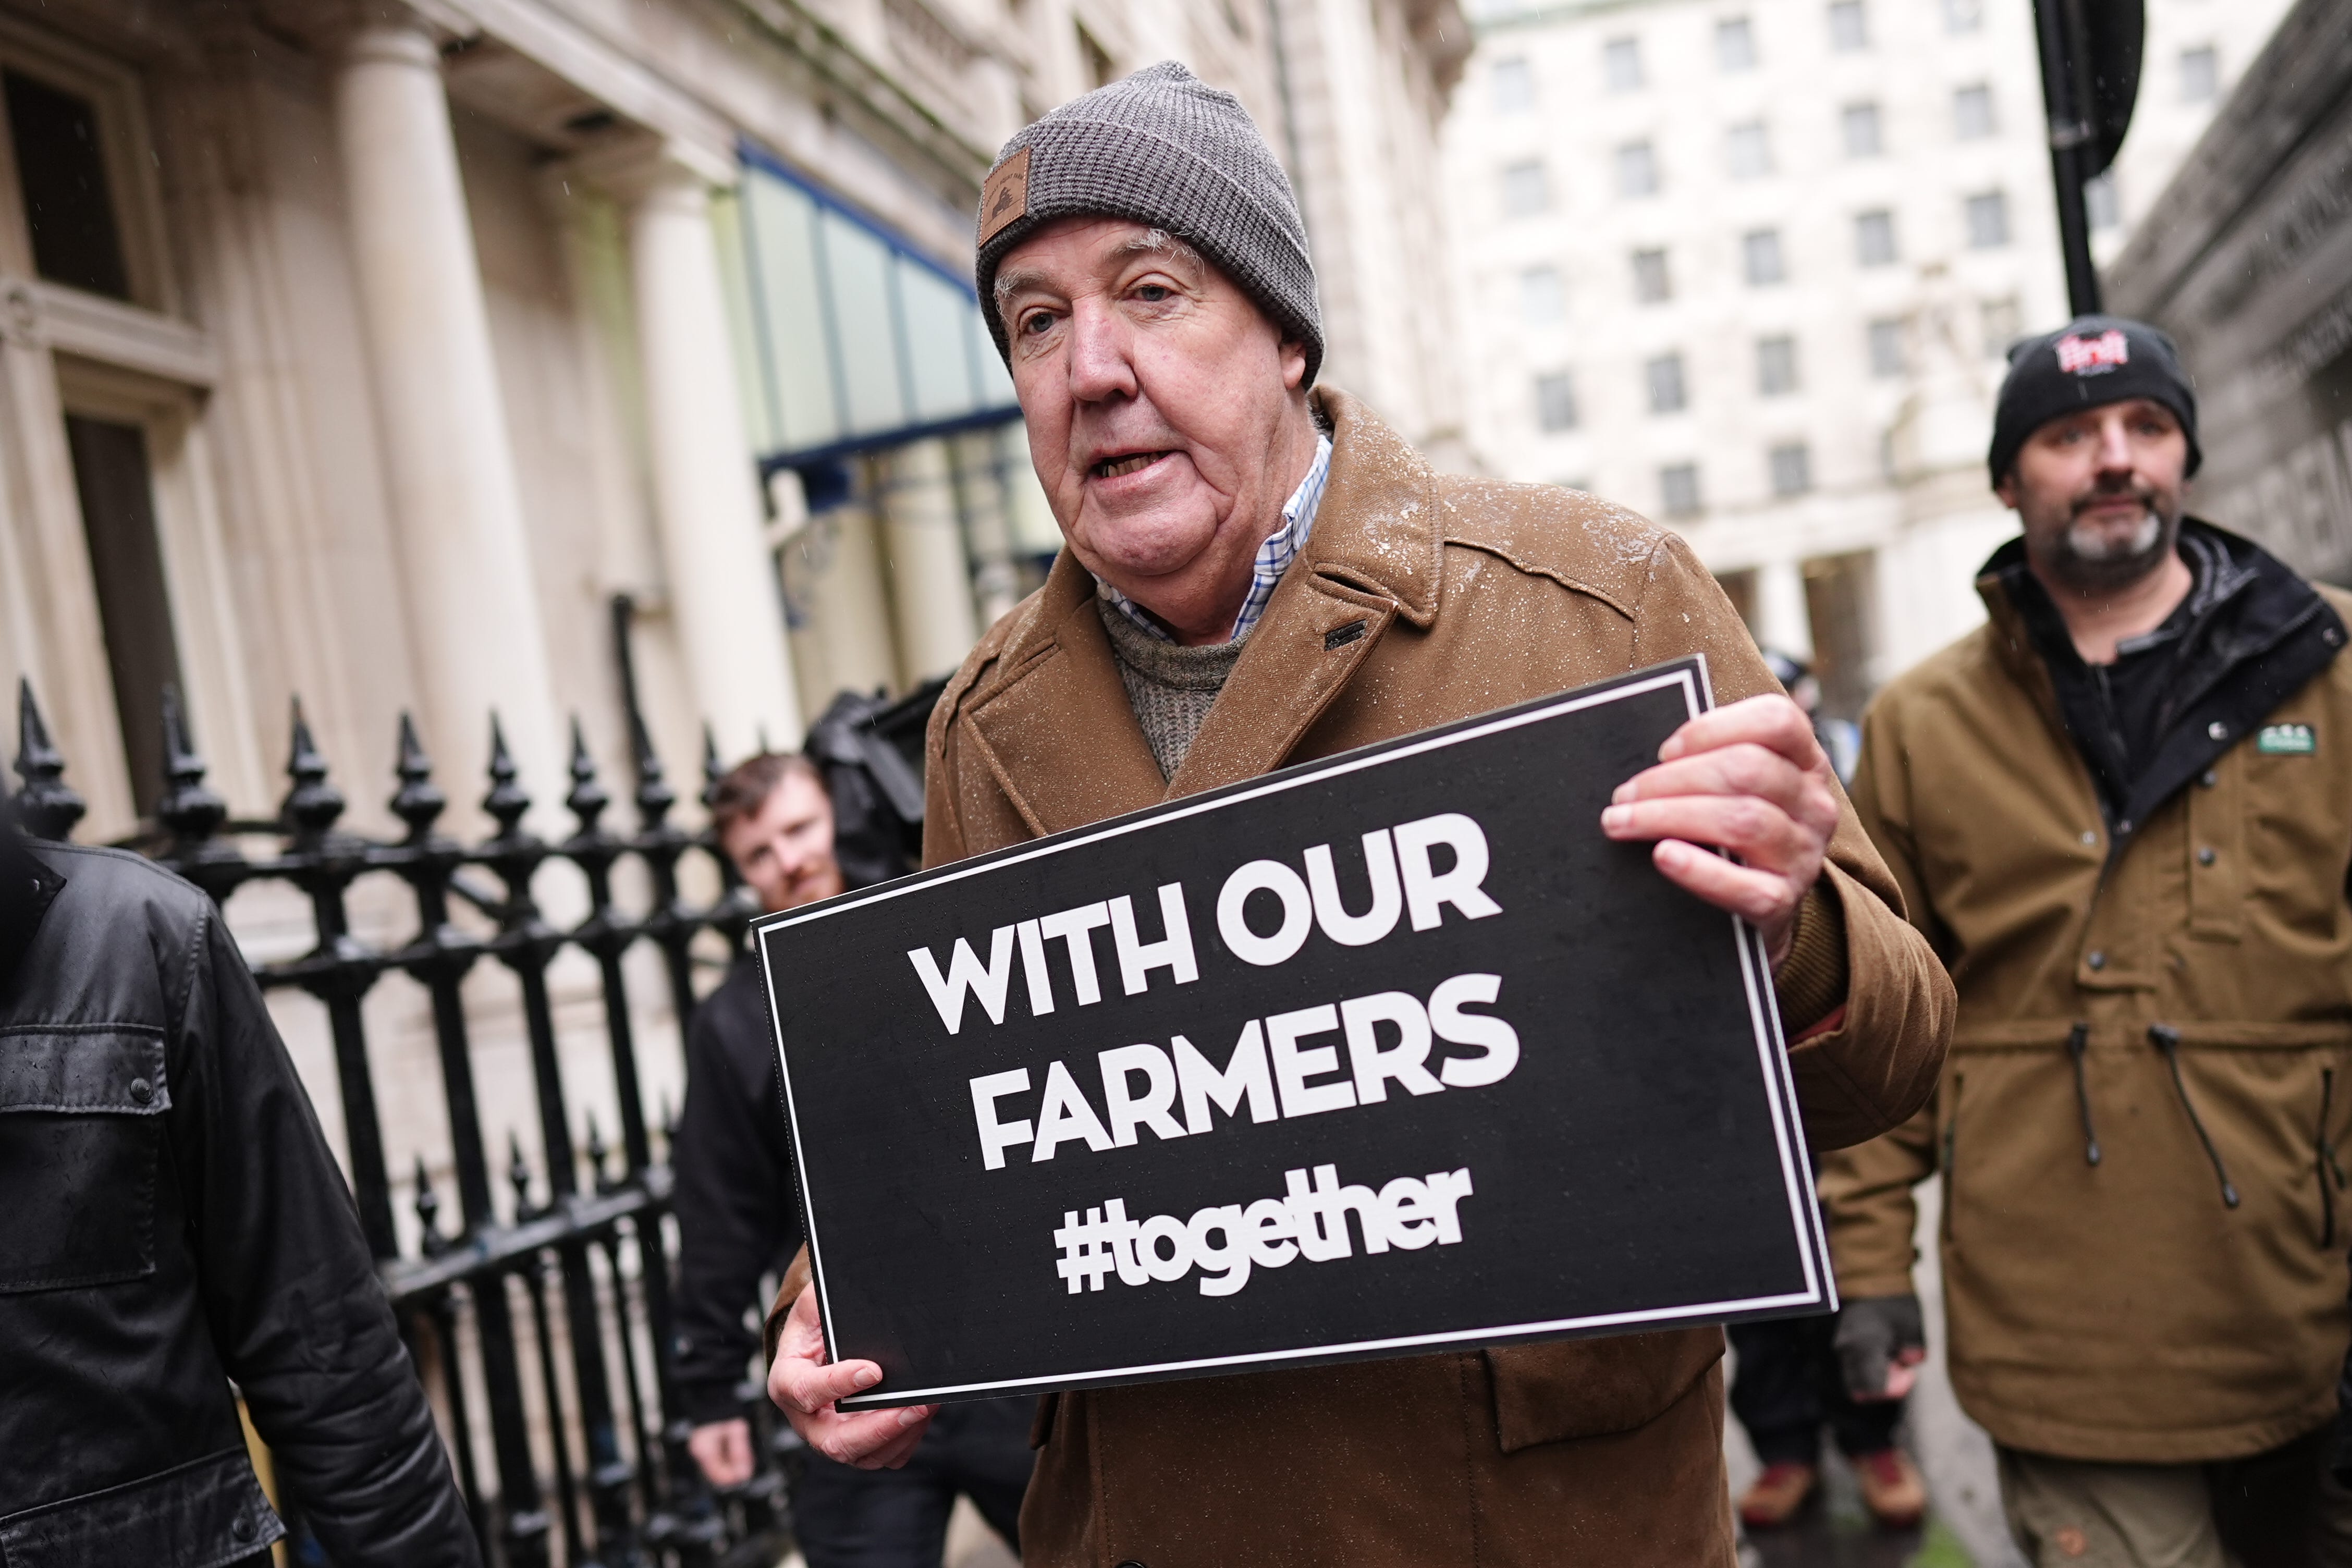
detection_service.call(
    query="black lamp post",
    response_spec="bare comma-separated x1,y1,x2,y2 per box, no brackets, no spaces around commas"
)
2032,0,2145,317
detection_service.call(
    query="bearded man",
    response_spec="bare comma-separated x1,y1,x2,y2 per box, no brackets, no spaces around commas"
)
1826,316,2352,1566
768,63,1953,1565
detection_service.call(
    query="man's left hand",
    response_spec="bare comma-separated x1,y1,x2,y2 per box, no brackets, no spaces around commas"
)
1600,693,1840,969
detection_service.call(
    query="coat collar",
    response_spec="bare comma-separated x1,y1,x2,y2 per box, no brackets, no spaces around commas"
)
0,820,62,993
962,387,1443,835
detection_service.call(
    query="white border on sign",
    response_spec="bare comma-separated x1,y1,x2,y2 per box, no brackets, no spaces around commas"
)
757,656,1834,1408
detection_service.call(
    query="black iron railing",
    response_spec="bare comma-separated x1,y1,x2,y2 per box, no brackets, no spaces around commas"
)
10,675,800,1568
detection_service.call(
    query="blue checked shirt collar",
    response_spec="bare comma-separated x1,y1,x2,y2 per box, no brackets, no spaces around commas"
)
1100,433,1334,645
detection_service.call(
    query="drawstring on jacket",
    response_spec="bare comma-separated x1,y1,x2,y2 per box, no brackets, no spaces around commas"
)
2065,1022,2101,1166
2150,1024,2240,1208
2320,1068,2345,1247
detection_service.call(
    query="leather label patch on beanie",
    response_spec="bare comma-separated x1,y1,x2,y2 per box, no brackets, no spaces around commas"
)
981,147,1032,244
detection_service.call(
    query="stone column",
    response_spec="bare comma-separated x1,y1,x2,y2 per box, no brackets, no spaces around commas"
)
623,154,803,754
1754,558,1815,662
332,16,562,803
879,439,979,682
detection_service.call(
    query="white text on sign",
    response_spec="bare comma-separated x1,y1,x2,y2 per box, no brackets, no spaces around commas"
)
906,812,1504,1035
1055,1163,1476,1297
970,975,1518,1170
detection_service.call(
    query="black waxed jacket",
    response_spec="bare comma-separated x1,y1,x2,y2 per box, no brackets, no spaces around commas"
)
0,829,479,1565
670,954,802,1426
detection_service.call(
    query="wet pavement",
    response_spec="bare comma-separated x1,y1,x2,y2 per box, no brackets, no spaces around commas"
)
1726,1175,2027,1568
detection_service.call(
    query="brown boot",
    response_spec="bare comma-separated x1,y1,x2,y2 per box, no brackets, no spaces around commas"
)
1738,1461,1819,1528
1852,1447,1927,1529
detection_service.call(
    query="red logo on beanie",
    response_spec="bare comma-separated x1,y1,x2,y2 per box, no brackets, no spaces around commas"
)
2055,330,2130,374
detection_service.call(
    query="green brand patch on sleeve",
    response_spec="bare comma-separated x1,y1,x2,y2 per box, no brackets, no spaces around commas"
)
2257,722,2317,755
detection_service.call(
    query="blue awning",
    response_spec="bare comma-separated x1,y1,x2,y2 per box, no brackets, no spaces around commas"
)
717,143,1022,477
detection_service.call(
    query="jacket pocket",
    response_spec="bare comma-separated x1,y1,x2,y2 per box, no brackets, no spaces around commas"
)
1485,1326,1724,1453
0,1446,283,1568
0,1025,169,1292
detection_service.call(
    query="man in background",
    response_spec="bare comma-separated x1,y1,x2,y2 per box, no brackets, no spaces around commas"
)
1827,316,2352,1566
671,752,1032,1565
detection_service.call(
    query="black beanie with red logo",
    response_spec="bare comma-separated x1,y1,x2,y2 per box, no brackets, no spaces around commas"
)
1988,314,2202,487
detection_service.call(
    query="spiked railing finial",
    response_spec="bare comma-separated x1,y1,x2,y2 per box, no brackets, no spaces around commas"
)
565,717,608,834
388,712,446,841
630,707,676,829
12,678,85,841
481,714,530,838
279,697,347,842
700,722,724,810
155,685,227,849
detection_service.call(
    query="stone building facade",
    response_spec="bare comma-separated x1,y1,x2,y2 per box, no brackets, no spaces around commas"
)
2108,0,2352,586
1441,0,2292,719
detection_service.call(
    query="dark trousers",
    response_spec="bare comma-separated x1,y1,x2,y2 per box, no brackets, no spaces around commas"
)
794,1397,1035,1568
1729,1313,1902,1468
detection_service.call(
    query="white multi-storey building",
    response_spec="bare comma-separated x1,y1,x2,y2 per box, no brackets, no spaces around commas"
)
1443,0,2294,719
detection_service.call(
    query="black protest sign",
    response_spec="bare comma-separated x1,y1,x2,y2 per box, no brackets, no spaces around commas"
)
757,656,1832,1410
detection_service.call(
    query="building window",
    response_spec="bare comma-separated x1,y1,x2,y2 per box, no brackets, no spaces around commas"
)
1981,296,2022,357
1646,352,1688,414
1520,265,1565,324
1660,462,1702,518
1717,17,1757,71
1829,1,1868,52
1855,209,1897,267
1757,335,1799,396
1867,317,1904,377
64,412,183,814
1943,0,1982,32
4,69,131,301
1502,159,1550,217
2085,171,2120,230
1966,190,2010,248
1769,442,1813,497
1727,121,1772,180
1492,57,1535,114
1632,247,1672,303
1744,228,1786,286
2180,45,2219,103
1842,102,1882,158
1616,141,1659,198
1953,83,1995,140
1604,36,1644,92
1535,371,1579,432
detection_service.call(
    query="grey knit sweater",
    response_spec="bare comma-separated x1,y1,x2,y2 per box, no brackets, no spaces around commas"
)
1096,591,1245,779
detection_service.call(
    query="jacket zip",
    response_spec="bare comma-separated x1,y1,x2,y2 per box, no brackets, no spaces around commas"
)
1941,1073,1964,1243
2065,1022,2101,1166
2150,1024,2240,1208
2320,1068,2344,1248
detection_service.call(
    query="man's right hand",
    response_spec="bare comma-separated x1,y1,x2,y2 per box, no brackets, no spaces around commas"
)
1835,1294,1928,1402
765,1283,936,1467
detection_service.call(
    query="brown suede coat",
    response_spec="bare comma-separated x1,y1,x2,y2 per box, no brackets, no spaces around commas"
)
879,389,1953,1566
1821,565,2352,1464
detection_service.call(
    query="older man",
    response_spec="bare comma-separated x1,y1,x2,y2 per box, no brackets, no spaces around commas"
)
769,63,1952,1565
1825,318,2352,1567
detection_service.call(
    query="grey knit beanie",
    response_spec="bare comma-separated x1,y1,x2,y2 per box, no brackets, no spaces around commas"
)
974,62,1322,385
